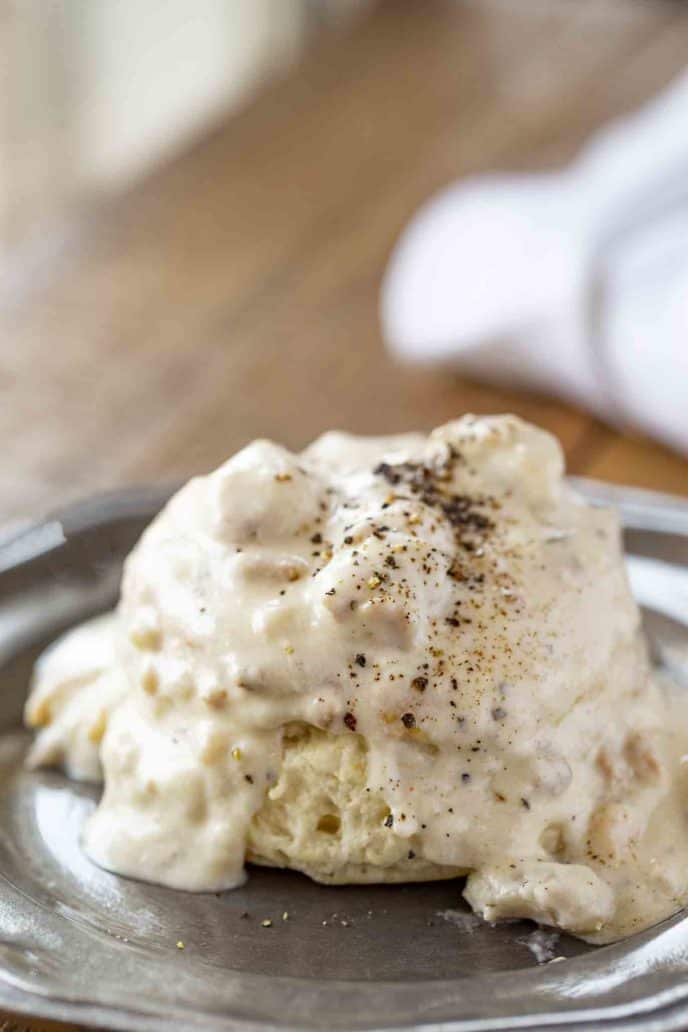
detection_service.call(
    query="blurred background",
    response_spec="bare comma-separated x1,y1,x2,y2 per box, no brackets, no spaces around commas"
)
2,0,687,532
1,0,369,248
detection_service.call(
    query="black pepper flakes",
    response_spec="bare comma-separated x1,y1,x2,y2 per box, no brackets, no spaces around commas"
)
491,707,507,721
401,712,416,729
372,459,494,588
384,814,394,828
461,772,471,784
343,712,357,731
355,653,367,668
310,532,323,544
373,462,401,485
411,676,428,693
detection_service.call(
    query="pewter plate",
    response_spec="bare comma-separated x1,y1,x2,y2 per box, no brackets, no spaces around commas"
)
1,481,688,1032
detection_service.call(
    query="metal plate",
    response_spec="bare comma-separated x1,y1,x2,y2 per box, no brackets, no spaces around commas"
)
1,481,688,1032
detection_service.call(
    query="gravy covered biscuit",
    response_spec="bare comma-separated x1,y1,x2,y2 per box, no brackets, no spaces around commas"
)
25,415,688,942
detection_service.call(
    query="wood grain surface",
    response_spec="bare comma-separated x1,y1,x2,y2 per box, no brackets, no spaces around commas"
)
2,1,688,1029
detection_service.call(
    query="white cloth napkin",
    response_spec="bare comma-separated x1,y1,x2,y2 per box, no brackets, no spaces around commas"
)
381,73,688,456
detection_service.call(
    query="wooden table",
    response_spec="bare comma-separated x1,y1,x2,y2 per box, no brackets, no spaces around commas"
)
2,1,688,1029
